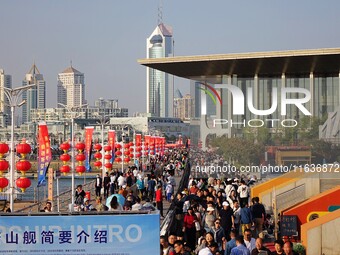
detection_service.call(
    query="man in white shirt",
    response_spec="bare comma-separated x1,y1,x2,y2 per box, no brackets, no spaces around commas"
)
243,229,256,254
117,173,126,189
198,242,218,255
237,180,250,208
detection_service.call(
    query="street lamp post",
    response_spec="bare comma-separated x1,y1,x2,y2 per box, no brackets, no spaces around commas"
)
95,113,115,179
58,103,87,210
121,130,125,173
2,84,36,212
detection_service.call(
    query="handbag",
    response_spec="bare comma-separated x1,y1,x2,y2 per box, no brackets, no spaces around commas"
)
195,221,201,231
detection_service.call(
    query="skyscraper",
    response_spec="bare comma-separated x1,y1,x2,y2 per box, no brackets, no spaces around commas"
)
0,69,11,126
57,65,86,108
146,23,174,117
22,63,46,123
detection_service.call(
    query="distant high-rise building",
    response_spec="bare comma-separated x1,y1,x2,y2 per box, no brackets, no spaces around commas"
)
22,63,46,123
146,23,174,117
0,69,12,126
57,65,86,108
174,92,193,121
94,98,118,109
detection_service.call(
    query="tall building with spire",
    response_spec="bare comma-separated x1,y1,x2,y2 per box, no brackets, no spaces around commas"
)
22,63,46,123
0,69,12,126
146,22,174,117
57,65,86,108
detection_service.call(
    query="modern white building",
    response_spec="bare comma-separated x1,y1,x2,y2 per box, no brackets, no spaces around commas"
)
139,47,340,149
57,65,86,108
22,63,46,123
0,69,12,126
146,23,174,118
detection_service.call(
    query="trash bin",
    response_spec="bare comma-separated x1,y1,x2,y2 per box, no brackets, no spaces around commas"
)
85,191,91,201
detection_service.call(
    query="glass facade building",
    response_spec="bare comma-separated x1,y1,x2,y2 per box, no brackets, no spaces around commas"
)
146,23,174,118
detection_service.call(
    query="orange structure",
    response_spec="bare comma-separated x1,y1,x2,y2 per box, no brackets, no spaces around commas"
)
251,170,305,198
283,185,340,225
301,208,340,254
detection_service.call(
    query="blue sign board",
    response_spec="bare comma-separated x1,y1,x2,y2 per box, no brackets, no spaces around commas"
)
0,214,159,255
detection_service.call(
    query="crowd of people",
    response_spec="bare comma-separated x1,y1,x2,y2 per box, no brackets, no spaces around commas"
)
160,173,299,255
158,148,299,255
68,148,189,214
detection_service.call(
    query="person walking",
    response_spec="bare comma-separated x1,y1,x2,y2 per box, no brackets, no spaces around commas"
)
95,174,102,197
103,172,110,198
155,184,164,218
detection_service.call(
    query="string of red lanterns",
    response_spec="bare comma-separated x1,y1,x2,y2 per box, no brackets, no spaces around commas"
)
93,143,102,169
75,142,86,175
59,142,71,175
104,145,112,171
15,140,31,192
0,143,9,192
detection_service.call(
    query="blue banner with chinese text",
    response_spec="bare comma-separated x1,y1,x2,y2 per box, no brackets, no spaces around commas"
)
0,213,159,255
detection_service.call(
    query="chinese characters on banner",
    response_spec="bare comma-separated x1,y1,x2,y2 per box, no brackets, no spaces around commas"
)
108,130,116,163
37,123,52,187
0,214,159,255
84,127,94,172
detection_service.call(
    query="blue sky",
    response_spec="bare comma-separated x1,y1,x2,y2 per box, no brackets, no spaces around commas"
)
1,0,339,115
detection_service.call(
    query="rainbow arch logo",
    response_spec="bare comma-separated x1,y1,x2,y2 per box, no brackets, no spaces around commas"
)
198,82,222,116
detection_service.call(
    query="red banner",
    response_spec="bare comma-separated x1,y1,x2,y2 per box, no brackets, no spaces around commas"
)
84,126,94,172
37,122,52,187
108,130,116,163
135,134,142,146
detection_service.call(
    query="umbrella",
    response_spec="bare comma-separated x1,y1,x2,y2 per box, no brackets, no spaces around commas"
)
106,194,125,207
184,194,200,202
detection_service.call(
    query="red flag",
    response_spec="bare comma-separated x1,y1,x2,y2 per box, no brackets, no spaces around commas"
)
84,127,94,172
37,122,52,187
108,130,116,163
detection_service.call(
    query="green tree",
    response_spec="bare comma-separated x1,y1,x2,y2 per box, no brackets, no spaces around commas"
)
211,136,263,167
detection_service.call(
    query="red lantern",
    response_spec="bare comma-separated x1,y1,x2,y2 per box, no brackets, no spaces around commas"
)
60,154,71,163
16,177,31,192
115,157,122,163
16,142,31,157
104,145,111,151
0,143,9,157
136,153,142,158
115,151,122,156
144,151,148,156
104,154,112,160
0,177,9,191
150,151,155,155
129,142,134,147
16,160,31,175
94,152,102,160
124,150,130,156
136,146,142,152
129,154,134,158
76,154,86,161
124,157,130,163
76,165,86,174
94,161,102,168
76,142,85,151
60,142,71,152
136,142,141,147
94,143,102,151
124,144,130,149
105,162,113,169
60,165,71,175
0,160,9,173
129,148,134,152
115,144,122,149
